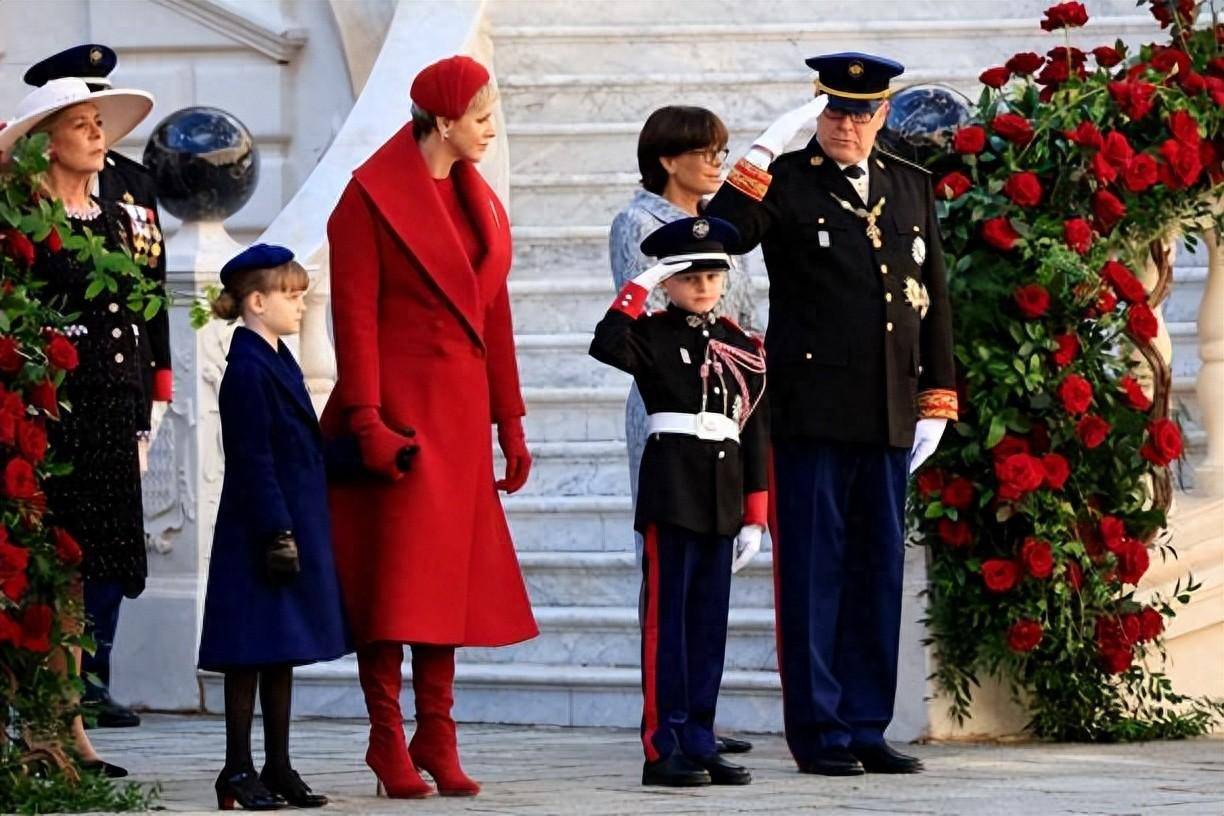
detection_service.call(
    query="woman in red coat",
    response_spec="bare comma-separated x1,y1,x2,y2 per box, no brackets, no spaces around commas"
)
320,56,537,799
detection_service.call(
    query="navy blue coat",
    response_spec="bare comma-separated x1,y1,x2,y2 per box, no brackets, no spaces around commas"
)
198,327,351,671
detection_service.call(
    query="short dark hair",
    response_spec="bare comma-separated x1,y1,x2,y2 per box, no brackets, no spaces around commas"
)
636,106,729,195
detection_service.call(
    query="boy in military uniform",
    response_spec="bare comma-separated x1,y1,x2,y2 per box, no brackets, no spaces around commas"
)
589,217,767,788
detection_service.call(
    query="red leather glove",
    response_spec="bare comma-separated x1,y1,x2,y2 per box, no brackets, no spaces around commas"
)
495,417,532,494
349,407,417,481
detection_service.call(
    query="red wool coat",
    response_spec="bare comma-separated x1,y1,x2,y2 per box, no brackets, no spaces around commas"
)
320,124,538,647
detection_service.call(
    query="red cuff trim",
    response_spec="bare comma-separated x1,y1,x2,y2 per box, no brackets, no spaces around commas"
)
917,388,958,420
610,282,650,318
151,368,173,402
743,490,768,527
726,159,772,202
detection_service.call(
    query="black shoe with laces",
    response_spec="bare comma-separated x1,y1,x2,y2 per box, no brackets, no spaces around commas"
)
642,750,711,787
260,766,328,808
214,768,286,811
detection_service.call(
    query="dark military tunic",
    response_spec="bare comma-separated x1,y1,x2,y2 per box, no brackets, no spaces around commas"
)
706,137,957,447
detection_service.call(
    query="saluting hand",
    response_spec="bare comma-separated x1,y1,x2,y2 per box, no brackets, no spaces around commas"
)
495,416,532,494
750,95,829,164
631,259,692,292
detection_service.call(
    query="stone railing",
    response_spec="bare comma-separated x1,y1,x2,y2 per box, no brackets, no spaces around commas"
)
1195,223,1223,496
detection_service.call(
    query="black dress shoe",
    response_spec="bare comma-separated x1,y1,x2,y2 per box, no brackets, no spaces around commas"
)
260,766,328,808
692,753,752,785
715,735,753,754
80,758,128,778
797,746,865,776
849,741,924,774
83,692,141,729
642,751,711,787
215,769,286,811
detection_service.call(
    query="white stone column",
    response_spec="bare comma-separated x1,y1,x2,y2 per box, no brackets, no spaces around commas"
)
1195,226,1224,496
110,221,243,710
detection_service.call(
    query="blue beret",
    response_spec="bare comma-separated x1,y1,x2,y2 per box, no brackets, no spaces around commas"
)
640,217,741,271
806,52,905,113
24,44,118,90
220,243,295,288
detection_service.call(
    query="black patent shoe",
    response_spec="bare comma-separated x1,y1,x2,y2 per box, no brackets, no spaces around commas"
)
80,758,128,778
849,741,924,774
715,735,753,754
215,769,286,811
83,689,142,729
692,753,752,785
260,766,328,808
642,750,711,787
797,746,865,776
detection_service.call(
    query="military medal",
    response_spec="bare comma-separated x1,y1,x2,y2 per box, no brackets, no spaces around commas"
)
912,235,926,264
829,193,886,249
904,277,931,318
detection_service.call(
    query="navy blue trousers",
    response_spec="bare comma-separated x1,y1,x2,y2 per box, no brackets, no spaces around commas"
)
640,523,733,762
82,578,125,696
771,440,908,762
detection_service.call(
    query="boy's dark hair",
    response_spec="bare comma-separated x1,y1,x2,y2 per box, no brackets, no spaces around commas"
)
637,106,729,195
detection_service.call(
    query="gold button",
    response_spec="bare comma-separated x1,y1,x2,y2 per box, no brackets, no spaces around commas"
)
880,264,889,274
718,451,726,460
112,327,122,338
885,293,893,303
713,387,721,395
114,352,125,363
913,226,920,233
886,322,894,332
804,352,813,360
625,293,633,300
818,217,825,224
108,302,119,313
702,330,709,337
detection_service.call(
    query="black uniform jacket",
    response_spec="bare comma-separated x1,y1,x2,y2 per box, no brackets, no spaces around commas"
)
590,304,769,537
99,149,170,419
706,137,957,449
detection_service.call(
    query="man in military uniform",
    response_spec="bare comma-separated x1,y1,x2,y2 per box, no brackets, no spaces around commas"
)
25,44,172,729
707,53,957,776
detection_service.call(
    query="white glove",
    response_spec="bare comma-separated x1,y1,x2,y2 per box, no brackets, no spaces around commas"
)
731,524,764,574
908,418,948,475
749,95,828,165
631,259,692,291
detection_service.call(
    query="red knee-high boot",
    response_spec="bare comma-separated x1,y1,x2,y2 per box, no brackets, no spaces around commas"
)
357,642,434,798
409,645,480,796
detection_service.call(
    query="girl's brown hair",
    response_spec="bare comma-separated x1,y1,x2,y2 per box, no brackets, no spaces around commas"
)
210,260,310,321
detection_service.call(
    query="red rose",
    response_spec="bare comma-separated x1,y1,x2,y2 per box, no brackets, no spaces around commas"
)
1048,46,1088,69
1158,137,1203,188
937,518,973,549
1064,218,1093,254
1138,607,1164,641
1065,560,1084,591
915,467,945,498
0,611,19,646
982,559,1020,592
1038,59,1071,87
980,66,1011,88
3,457,36,499
1021,538,1055,579
1151,46,1191,77
43,227,63,254
1,391,26,420
1058,374,1094,414
1006,52,1044,75
984,218,1022,251
16,420,47,464
1091,152,1118,184
1122,153,1158,191
29,379,57,418
1100,515,1127,552
1065,121,1104,149
1006,618,1044,653
1041,453,1070,490
1100,644,1133,674
1108,80,1157,120
1076,415,1111,448
953,125,987,154
1168,110,1201,146
995,453,1046,501
1,230,35,268
992,435,1031,462
1117,538,1150,585
1013,283,1049,318
992,113,1035,145
1179,71,1207,94
1096,288,1118,314
1003,171,1043,207
53,527,82,566
1040,2,1089,31
940,477,975,510
0,414,14,447
1208,76,1224,107
1052,333,1079,367
934,171,972,200
1149,0,1196,28
1119,375,1153,411
1100,260,1147,304
0,536,30,602
1102,131,1134,167
0,337,22,375
1126,303,1158,343
1092,190,1126,233
1092,45,1124,68
45,334,78,372
1140,417,1183,466
19,603,52,653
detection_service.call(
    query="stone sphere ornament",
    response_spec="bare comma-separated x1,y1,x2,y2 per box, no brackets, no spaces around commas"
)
143,107,259,222
879,84,972,167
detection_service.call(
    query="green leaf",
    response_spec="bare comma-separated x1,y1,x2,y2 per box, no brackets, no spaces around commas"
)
985,415,1006,448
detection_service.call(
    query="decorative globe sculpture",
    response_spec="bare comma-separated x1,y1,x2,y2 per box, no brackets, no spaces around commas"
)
878,84,973,167
143,107,258,221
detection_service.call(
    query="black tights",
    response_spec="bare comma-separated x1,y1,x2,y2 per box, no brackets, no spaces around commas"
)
222,665,293,775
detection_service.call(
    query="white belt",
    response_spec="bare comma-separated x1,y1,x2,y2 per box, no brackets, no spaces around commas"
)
647,412,740,443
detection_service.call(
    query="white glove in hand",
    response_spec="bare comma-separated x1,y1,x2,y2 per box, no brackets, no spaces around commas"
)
731,524,764,574
631,259,692,292
751,95,829,161
908,418,948,475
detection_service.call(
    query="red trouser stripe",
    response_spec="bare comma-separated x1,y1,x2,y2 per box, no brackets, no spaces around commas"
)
641,524,662,761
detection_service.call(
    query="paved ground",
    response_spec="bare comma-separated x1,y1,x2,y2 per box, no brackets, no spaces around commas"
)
88,715,1224,815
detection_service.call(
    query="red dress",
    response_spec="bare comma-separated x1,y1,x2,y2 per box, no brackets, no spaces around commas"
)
321,123,537,647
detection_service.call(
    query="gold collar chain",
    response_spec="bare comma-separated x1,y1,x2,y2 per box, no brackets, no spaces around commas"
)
828,192,886,249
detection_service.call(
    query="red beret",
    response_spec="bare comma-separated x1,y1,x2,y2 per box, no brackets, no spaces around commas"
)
410,55,490,120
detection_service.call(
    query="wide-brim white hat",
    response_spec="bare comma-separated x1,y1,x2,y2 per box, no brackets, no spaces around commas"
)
0,77,153,155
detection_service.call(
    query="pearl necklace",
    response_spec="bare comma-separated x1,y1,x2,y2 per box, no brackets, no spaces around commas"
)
64,200,101,220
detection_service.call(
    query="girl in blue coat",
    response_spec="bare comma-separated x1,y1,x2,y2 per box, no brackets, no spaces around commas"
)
199,244,351,811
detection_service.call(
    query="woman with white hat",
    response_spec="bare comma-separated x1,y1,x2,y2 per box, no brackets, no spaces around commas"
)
0,77,155,778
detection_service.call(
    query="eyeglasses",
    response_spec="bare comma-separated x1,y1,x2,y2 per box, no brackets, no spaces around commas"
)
683,147,730,165
822,108,877,125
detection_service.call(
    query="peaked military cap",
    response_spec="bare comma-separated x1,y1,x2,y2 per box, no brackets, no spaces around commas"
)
640,216,741,272
805,52,905,113
220,243,295,288
24,44,118,91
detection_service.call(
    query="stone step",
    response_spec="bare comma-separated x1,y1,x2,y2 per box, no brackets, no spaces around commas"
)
510,172,642,228
271,659,784,732
1170,321,1202,379
512,225,608,278
505,495,635,552
501,440,629,497
515,332,627,388
522,386,627,442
